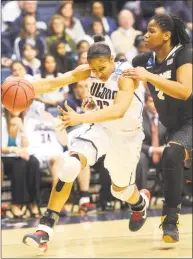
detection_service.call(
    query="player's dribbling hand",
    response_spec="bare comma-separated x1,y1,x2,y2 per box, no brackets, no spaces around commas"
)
57,101,82,130
122,67,151,82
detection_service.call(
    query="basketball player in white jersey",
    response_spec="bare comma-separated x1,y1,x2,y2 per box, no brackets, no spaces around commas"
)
26,100,96,214
23,35,150,251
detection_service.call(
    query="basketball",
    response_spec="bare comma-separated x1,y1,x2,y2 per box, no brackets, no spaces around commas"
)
1,77,35,112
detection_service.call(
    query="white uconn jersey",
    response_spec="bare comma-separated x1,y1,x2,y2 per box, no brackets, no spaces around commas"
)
86,61,143,133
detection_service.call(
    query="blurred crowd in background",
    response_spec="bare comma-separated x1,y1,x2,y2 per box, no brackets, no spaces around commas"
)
1,0,192,219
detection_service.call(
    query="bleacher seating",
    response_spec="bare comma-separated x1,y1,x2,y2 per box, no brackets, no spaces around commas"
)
37,1,59,24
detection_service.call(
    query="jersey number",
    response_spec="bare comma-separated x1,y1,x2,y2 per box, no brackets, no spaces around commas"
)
41,133,51,143
155,88,165,100
96,100,109,109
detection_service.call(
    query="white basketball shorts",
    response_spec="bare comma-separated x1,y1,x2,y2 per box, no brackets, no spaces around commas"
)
68,123,144,187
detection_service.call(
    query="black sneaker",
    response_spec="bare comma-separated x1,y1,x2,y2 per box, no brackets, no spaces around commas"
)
22,210,59,252
160,214,179,243
129,189,150,232
22,230,50,252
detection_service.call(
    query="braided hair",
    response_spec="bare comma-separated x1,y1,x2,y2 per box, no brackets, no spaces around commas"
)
152,14,190,46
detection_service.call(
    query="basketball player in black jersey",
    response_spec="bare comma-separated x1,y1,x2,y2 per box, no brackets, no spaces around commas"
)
123,14,192,243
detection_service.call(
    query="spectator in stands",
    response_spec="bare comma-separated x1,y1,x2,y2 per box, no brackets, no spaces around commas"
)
164,0,192,44
13,15,46,61
136,91,167,189
1,36,14,67
38,55,67,116
21,43,41,78
25,101,67,182
10,60,33,81
133,34,149,103
60,80,88,114
115,53,127,62
40,55,58,79
12,0,47,39
82,1,117,36
46,14,76,56
84,19,116,56
77,51,88,66
76,40,90,54
1,56,13,69
139,1,165,32
123,1,142,30
111,9,142,62
134,34,149,54
54,40,75,73
2,1,24,32
1,109,41,218
58,1,85,43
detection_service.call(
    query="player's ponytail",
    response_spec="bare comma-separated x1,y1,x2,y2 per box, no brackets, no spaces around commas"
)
152,14,190,46
170,15,190,45
87,34,111,60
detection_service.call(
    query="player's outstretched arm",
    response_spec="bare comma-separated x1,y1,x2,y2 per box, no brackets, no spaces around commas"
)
57,76,137,127
32,64,91,95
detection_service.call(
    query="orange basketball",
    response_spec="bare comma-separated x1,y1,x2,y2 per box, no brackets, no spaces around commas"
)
1,78,35,112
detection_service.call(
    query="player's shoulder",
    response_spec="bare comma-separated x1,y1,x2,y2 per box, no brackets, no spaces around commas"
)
132,52,152,68
176,46,192,60
177,46,192,56
114,60,132,75
175,46,193,68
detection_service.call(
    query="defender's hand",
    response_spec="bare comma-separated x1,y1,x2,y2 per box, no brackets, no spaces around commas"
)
122,67,151,82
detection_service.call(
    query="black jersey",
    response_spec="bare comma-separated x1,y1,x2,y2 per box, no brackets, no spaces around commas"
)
132,45,192,130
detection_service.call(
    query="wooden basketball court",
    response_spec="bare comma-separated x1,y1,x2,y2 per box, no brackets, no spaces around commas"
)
2,214,192,258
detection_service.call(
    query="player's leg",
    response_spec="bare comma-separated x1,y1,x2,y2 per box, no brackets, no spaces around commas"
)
22,151,86,250
111,183,150,232
160,141,190,243
22,124,108,251
105,132,150,231
78,166,96,215
48,155,64,182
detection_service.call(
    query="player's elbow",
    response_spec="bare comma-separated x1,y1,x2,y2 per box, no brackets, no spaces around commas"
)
116,110,126,119
183,89,192,101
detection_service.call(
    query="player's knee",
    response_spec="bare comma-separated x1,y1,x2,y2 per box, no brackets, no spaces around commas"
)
162,143,185,169
58,155,81,183
111,184,135,201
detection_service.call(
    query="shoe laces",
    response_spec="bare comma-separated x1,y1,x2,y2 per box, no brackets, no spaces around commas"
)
159,215,180,229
